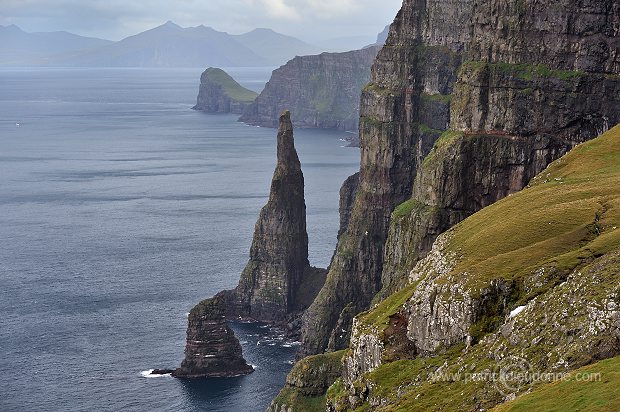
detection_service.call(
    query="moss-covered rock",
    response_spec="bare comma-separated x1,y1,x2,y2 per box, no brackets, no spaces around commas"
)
268,351,346,412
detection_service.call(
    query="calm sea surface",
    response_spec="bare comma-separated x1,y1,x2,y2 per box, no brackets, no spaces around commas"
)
0,68,360,411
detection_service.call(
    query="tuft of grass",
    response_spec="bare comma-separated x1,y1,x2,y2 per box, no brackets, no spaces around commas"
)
272,388,326,412
493,356,620,412
202,67,258,102
461,61,587,82
421,92,452,104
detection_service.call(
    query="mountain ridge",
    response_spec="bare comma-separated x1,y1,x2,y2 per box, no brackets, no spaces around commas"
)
0,22,320,68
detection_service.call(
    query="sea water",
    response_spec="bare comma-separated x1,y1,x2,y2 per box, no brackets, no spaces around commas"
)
0,68,360,411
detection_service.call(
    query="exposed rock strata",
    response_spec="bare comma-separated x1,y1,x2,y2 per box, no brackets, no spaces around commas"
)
268,351,345,412
219,110,327,323
299,0,473,357
240,47,379,131
173,298,253,378
193,67,257,114
299,0,620,358
337,173,359,240
177,111,326,377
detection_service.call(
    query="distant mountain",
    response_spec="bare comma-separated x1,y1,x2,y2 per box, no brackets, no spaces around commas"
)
233,28,320,66
316,35,378,53
0,24,112,65
376,25,390,45
0,22,321,68
316,25,392,52
55,21,269,67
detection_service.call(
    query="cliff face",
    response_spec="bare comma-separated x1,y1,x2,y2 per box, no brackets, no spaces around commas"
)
274,0,620,409
239,47,379,131
193,67,257,114
173,297,253,378
299,0,473,357
299,0,620,358
380,0,620,299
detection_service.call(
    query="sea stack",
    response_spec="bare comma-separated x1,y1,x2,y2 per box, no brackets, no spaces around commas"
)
193,67,258,114
230,110,326,322
173,297,254,378
175,111,326,378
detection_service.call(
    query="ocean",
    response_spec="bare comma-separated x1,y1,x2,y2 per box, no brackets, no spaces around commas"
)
0,67,360,411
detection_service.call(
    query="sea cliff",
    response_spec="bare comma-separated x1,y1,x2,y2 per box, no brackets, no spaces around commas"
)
240,47,379,131
269,0,620,410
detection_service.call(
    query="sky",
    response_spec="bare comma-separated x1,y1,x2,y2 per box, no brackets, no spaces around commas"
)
0,0,403,43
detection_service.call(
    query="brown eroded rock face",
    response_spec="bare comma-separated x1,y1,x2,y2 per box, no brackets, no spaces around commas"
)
227,110,326,322
240,47,379,131
173,297,253,378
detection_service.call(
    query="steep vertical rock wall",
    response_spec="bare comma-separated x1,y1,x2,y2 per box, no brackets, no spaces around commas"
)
239,47,379,131
380,0,620,299
232,111,314,320
299,0,474,357
177,111,327,378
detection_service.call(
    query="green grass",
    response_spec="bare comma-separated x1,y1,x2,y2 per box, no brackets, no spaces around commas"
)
446,124,620,290
356,283,419,334
273,388,326,412
421,130,464,168
202,67,258,102
392,199,426,218
493,356,620,412
363,83,397,96
326,125,620,412
421,92,452,104
461,61,586,82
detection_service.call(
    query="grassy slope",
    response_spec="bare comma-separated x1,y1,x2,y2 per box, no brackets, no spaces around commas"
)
493,356,620,412
203,67,258,102
447,124,620,290
361,125,620,334
331,124,620,411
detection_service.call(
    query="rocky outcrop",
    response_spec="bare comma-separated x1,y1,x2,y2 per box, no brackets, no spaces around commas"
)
221,110,327,323
176,111,326,378
173,297,253,378
239,47,379,131
337,173,359,240
298,0,620,358
268,351,345,412
193,67,257,114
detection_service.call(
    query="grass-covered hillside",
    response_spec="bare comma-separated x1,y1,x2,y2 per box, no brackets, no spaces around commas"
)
323,124,620,411
493,356,620,412
201,67,258,102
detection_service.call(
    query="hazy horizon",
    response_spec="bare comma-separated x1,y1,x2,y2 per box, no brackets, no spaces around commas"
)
0,0,402,44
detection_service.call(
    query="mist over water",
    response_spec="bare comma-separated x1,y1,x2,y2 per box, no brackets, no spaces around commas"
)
0,68,359,411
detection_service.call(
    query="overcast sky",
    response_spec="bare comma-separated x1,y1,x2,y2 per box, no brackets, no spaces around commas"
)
0,0,403,43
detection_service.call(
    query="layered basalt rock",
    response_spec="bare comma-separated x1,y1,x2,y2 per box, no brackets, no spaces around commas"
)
299,0,474,357
173,298,253,378
224,110,326,322
299,0,620,357
177,111,326,377
239,47,379,131
193,67,257,114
